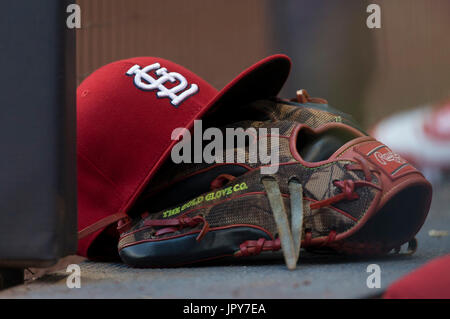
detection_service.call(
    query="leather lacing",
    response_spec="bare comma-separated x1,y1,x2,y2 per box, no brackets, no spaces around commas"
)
306,155,380,249
306,156,417,255
143,215,210,242
117,213,209,242
117,216,132,234
234,238,281,257
311,155,380,210
292,89,329,104
258,177,304,269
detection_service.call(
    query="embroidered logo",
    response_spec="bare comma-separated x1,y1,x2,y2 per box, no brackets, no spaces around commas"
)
374,150,406,166
126,63,198,106
357,142,415,179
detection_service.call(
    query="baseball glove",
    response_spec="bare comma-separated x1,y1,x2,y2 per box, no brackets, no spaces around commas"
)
117,91,432,269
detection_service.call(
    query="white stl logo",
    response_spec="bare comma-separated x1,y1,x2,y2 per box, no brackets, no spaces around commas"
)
126,63,198,107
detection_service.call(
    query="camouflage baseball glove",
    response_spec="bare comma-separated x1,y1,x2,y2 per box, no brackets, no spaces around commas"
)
117,91,432,269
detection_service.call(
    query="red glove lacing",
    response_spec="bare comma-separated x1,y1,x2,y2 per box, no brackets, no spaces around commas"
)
143,215,210,242
310,155,380,210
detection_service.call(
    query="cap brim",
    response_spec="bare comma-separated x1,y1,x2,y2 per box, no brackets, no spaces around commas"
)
197,54,291,122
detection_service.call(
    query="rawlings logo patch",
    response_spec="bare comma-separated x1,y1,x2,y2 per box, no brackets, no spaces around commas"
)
355,142,417,179
126,63,198,106
373,150,406,166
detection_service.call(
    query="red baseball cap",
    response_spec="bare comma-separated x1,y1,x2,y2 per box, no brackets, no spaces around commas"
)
383,254,450,298
77,54,291,258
